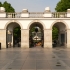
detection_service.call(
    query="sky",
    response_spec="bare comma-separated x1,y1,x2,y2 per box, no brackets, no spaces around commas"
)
0,0,60,12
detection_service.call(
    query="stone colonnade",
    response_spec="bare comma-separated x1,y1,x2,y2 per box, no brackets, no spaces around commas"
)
0,28,70,49
21,29,52,48
1,21,70,49
20,29,68,48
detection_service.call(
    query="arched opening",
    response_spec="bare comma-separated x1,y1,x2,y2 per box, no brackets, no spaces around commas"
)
13,27,21,47
29,22,44,48
52,22,67,48
6,22,21,48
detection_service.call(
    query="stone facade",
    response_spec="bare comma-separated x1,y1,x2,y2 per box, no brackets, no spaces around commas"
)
0,7,70,49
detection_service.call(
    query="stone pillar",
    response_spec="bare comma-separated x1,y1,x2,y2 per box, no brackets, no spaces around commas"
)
44,29,52,48
67,9,70,17
0,29,6,48
43,7,52,18
21,29,29,48
21,9,29,18
67,29,70,48
0,7,6,18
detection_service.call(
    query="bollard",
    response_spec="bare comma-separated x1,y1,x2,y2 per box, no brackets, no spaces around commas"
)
0,43,1,50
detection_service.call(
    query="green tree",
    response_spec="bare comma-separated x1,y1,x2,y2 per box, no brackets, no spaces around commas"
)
31,27,35,32
55,0,70,12
13,27,21,39
0,2,2,7
3,1,15,12
52,27,59,40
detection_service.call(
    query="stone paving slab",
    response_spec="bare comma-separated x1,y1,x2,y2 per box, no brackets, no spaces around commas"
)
0,47,70,70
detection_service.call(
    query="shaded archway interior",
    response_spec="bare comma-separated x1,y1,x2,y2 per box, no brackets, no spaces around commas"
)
29,22,44,48
52,22,67,48
6,22,21,48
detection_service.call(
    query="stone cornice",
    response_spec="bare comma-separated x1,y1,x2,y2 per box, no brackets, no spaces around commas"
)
0,18,70,20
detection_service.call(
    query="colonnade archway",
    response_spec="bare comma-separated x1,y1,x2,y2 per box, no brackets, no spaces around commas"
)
29,22,44,48
52,22,67,48
6,22,21,48
5,21,68,49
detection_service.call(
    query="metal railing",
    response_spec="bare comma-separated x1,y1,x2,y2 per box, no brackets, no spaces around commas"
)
6,12,67,18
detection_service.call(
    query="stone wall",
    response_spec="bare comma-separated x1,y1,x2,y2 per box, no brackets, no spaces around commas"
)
0,30,6,48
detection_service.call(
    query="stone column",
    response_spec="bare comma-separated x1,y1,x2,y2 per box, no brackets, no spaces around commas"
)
44,29,52,48
67,29,70,48
21,29,29,48
0,29,6,48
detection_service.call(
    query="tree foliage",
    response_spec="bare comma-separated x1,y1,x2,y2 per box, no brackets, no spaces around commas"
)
52,27,59,40
0,1,15,12
55,0,70,12
0,2,2,7
30,27,36,32
13,27,21,39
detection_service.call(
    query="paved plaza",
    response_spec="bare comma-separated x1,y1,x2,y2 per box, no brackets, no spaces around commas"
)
0,47,70,70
